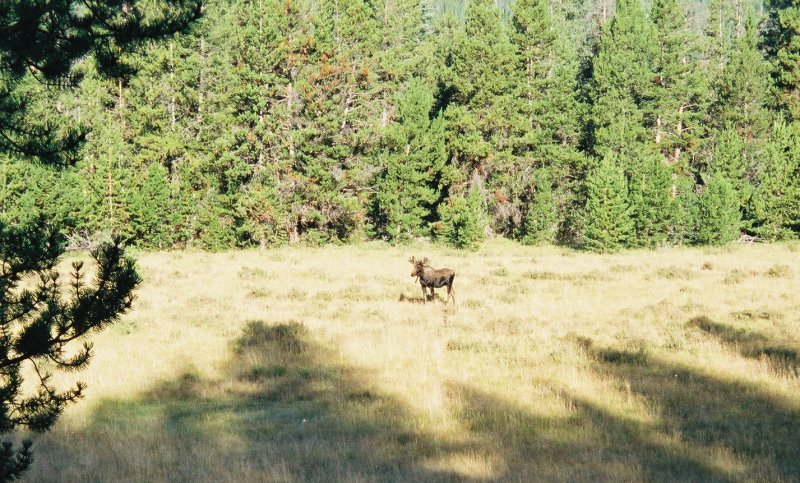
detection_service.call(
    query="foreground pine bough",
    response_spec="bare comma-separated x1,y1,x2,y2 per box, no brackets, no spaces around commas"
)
409,256,455,305
0,219,141,480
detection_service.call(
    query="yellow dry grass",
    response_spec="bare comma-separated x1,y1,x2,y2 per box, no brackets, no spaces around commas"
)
16,240,800,482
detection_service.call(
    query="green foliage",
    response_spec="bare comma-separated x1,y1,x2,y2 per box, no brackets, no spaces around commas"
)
648,0,708,166
521,170,559,245
581,154,634,252
373,79,446,243
671,174,701,244
0,440,32,482
750,120,800,239
437,187,486,250
0,220,141,477
0,1,199,478
769,0,800,121
696,173,741,245
628,155,675,247
3,0,796,256
590,0,655,169
127,162,175,249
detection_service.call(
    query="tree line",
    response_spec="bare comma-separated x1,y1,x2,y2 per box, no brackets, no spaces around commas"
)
2,0,799,252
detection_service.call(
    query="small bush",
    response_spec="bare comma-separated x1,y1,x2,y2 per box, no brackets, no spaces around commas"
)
766,264,791,278
233,321,309,354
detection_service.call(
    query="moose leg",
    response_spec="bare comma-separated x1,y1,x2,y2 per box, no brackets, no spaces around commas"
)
446,281,455,305
420,283,427,304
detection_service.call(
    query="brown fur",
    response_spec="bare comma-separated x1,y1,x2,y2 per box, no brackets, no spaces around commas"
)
409,257,455,305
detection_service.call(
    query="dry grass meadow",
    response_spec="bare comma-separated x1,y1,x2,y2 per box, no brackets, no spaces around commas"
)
15,240,800,482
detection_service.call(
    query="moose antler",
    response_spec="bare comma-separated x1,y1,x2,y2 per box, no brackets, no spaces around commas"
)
408,256,417,264
422,257,429,265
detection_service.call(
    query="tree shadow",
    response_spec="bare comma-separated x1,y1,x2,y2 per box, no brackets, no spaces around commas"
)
446,383,729,482
24,322,800,481
688,315,800,374
578,338,800,481
27,321,481,482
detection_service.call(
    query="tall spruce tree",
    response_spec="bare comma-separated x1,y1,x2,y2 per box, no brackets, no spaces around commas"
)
696,172,742,244
510,0,586,244
750,120,800,238
767,0,800,122
581,154,634,252
373,79,446,242
648,0,708,167
590,0,655,163
628,154,675,247
714,10,773,140
443,0,518,235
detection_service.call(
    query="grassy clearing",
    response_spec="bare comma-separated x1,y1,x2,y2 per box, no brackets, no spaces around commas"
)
17,240,800,482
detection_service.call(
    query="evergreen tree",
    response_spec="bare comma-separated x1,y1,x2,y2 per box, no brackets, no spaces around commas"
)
443,0,518,234
589,0,655,172
696,173,741,244
628,154,675,247
591,0,655,164
708,125,752,223
713,10,773,140
509,0,586,243
750,120,800,238
521,170,559,245
704,0,735,77
648,0,708,167
127,162,175,249
767,0,800,121
581,154,634,252
0,1,199,477
672,173,700,244
437,186,487,250
373,79,446,242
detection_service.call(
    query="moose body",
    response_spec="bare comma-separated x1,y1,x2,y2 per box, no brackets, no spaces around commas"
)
409,257,455,305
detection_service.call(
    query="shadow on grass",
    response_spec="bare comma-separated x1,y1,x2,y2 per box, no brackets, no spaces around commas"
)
26,322,800,481
446,383,729,482
29,321,480,482
688,315,800,373
575,338,800,481
398,292,447,304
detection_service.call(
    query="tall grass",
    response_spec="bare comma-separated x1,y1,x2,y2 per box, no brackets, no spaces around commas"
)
19,240,800,481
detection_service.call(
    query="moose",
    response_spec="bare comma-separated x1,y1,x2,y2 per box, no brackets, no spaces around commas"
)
409,256,455,305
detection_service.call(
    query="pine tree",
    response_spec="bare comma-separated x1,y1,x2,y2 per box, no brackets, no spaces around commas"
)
696,173,741,244
509,0,585,242
126,162,175,249
589,0,656,172
521,170,559,245
713,10,773,140
628,154,675,247
767,0,800,121
750,120,800,239
443,0,518,234
648,0,708,167
672,174,700,244
437,186,487,250
0,1,199,477
581,154,634,252
704,0,735,77
373,79,446,242
708,125,752,222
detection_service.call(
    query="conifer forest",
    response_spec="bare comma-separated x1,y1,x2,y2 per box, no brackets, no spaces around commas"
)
2,0,799,252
